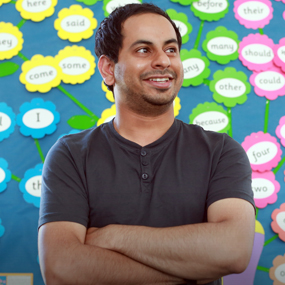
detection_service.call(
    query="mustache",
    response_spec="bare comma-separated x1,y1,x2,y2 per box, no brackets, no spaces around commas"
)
140,69,177,80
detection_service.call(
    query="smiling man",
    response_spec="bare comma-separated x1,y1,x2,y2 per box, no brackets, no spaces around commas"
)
38,3,255,285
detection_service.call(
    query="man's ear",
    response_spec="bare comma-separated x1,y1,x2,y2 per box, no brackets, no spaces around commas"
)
98,55,115,87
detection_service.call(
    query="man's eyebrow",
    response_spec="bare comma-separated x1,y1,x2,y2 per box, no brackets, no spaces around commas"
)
130,38,178,48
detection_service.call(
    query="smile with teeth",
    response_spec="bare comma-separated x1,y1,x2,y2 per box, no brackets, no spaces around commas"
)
149,78,170,82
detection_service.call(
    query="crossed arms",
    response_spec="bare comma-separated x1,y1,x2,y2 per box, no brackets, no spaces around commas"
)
38,197,255,285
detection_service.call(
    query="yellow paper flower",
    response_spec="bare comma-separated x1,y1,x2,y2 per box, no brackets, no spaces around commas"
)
0,22,23,60
102,80,115,103
0,0,11,7
97,104,116,126
15,0,58,22
174,96,181,117
55,45,96,84
54,5,97,42
19,54,62,93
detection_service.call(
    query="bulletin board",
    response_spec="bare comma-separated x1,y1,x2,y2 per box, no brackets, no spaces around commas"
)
0,0,285,284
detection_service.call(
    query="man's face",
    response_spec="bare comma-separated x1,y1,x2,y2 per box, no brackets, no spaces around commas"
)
113,13,184,115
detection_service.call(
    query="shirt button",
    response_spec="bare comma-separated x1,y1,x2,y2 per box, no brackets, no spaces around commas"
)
142,173,149,180
141,150,147,156
142,161,148,166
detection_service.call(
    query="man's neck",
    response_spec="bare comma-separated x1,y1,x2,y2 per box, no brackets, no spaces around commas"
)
113,105,175,147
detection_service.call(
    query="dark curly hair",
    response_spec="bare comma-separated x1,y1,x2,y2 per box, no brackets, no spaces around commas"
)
95,3,182,91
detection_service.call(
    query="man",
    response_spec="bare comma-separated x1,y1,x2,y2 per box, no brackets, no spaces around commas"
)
38,3,255,285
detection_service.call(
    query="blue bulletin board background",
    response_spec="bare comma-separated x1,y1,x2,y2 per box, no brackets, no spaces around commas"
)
1,0,285,284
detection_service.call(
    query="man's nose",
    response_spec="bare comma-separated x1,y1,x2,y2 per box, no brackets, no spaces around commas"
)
151,50,171,69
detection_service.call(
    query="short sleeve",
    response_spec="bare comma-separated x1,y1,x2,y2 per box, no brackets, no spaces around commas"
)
207,135,255,209
38,139,89,229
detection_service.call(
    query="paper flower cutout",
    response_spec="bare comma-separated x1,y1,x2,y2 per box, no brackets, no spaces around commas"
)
181,49,211,87
54,5,97,42
241,131,282,172
210,67,251,107
234,0,273,29
170,0,199,5
272,204,285,242
189,102,230,133
0,0,11,7
55,45,96,84
97,104,116,126
173,97,181,117
0,22,23,60
76,0,101,5
0,103,16,142
0,158,11,193
276,116,285,147
19,54,62,93
102,81,114,103
191,0,229,21
19,163,43,208
0,219,4,238
250,66,285,100
252,171,280,208
239,33,275,71
103,0,142,17
17,98,60,139
270,254,285,284
166,9,192,44
202,26,239,64
15,0,58,22
274,38,285,73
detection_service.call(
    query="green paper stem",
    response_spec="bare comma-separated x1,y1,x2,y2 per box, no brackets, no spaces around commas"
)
17,19,27,29
57,85,99,121
194,20,204,50
257,266,269,273
264,99,270,133
9,0,17,4
259,28,264,35
203,79,210,86
34,139,45,163
255,207,259,220
227,107,232,137
18,52,29,61
264,234,279,246
11,174,21,182
273,156,285,174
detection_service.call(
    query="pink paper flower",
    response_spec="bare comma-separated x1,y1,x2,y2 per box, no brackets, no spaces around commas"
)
252,171,280,208
239,33,275,71
234,0,273,29
276,116,285,147
250,66,285,100
241,131,282,172
271,203,285,241
269,254,285,284
273,38,285,73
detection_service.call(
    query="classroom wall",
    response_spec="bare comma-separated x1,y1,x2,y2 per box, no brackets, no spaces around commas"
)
1,0,285,284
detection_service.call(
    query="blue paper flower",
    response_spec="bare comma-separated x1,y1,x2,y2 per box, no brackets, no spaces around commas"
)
0,219,5,238
0,103,16,142
58,129,81,139
19,163,43,208
16,98,60,139
0,158,12,193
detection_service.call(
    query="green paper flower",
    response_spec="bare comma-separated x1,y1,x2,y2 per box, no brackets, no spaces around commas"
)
181,49,211,87
189,102,230,133
170,0,199,6
202,26,239,64
209,67,251,108
191,0,229,22
166,9,192,44
76,0,101,5
103,0,142,17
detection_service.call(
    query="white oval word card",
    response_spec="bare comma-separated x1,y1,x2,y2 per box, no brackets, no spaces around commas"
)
183,58,205,79
25,65,57,85
247,141,278,165
215,78,246,98
25,175,42,197
207,37,238,56
60,15,91,33
22,108,54,129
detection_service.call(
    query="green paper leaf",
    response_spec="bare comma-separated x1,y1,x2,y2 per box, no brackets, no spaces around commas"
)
181,49,211,87
170,0,199,6
103,0,142,17
189,102,230,133
0,62,20,77
191,0,229,22
68,115,96,130
202,26,240,65
166,9,192,45
75,0,102,5
209,67,251,108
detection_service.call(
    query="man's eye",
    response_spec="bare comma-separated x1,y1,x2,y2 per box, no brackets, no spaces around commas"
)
137,48,148,53
166,47,176,53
